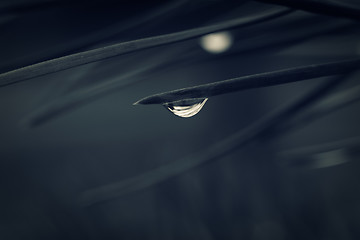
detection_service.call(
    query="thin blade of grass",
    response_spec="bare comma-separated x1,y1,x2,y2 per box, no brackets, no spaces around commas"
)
21,28,210,127
0,7,291,87
230,17,358,55
257,0,360,21
279,83,360,134
21,64,157,127
1,0,190,73
134,58,360,105
79,75,348,207
279,136,360,159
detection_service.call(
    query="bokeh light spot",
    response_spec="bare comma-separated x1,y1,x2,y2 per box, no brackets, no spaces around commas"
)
200,31,233,54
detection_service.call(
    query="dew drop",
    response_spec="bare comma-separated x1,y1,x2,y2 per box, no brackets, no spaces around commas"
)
163,98,208,118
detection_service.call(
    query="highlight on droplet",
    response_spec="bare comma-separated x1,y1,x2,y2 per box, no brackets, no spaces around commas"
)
163,98,208,118
200,31,233,54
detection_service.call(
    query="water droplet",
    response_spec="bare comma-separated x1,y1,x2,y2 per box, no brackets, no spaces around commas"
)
163,98,208,118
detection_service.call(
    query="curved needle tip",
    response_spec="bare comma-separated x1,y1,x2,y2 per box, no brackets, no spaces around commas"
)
132,98,146,105
133,95,161,105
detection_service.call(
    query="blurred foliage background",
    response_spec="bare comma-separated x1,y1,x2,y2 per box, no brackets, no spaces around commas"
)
1,0,360,239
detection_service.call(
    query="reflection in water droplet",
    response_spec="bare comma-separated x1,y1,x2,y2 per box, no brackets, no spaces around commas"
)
163,98,208,118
